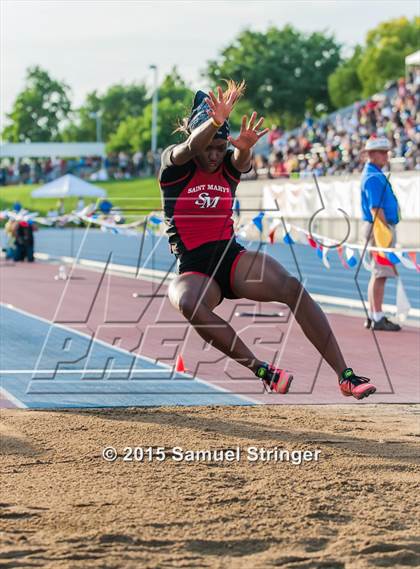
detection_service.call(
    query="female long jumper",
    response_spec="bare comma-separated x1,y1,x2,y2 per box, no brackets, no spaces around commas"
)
159,82,376,399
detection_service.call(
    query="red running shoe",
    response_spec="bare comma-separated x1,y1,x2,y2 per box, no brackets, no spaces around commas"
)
255,363,293,394
339,368,376,400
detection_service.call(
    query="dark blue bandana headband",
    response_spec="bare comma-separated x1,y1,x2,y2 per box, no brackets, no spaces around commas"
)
187,90,230,140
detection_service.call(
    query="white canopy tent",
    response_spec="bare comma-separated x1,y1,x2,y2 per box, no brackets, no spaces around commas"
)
31,174,107,198
405,50,420,67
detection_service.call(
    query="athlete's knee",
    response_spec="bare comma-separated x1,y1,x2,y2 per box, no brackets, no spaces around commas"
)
282,275,305,308
177,293,209,321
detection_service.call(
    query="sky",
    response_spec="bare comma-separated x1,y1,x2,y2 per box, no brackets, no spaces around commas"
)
1,0,419,122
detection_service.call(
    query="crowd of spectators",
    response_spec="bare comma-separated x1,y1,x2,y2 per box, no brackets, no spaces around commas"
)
0,150,162,186
1,74,419,186
263,73,420,179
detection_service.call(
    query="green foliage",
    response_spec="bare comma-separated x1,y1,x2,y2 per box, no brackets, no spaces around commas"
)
357,17,420,96
206,26,342,127
2,66,71,142
107,68,193,153
105,116,143,153
0,178,161,217
62,83,148,142
328,46,364,108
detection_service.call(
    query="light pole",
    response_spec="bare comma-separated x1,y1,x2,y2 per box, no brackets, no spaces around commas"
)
89,111,102,142
149,64,158,154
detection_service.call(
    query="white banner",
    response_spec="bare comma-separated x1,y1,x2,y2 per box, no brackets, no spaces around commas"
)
262,174,420,219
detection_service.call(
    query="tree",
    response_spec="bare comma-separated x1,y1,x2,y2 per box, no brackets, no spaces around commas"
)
206,26,342,126
328,46,363,108
107,68,193,153
2,66,71,142
62,82,148,142
357,17,420,96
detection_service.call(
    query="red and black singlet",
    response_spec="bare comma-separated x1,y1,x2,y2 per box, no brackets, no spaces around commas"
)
159,145,243,255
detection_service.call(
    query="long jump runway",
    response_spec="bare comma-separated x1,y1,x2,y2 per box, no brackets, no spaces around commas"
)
1,260,419,408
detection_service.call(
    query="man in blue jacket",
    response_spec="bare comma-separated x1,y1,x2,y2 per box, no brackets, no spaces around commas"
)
361,136,401,331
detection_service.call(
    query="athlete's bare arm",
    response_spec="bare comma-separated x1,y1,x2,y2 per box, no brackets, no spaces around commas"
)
229,112,269,172
171,86,239,166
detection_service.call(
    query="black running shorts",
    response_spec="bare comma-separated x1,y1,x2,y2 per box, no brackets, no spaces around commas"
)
175,240,246,301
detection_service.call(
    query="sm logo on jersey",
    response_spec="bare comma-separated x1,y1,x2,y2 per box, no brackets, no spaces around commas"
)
194,192,220,208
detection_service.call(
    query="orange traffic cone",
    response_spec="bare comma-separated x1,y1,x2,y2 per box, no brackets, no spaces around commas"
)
175,354,187,373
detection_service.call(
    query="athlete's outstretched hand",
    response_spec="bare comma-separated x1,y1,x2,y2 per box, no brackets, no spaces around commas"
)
205,85,239,125
228,112,269,151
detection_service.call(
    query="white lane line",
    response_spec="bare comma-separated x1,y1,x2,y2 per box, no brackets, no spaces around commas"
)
1,303,259,405
0,387,27,408
0,369,179,374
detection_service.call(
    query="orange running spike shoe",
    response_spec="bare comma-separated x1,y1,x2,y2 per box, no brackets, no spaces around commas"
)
255,363,293,394
339,368,377,400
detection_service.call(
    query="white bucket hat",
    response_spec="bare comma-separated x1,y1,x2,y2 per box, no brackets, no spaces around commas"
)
364,136,391,151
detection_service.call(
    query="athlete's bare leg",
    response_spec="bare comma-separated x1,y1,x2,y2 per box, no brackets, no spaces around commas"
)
231,251,347,375
168,273,265,372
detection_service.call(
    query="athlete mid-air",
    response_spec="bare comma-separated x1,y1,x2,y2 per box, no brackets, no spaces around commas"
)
158,81,377,399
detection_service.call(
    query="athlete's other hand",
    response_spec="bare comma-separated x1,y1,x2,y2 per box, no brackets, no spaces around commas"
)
205,85,239,125
227,112,269,151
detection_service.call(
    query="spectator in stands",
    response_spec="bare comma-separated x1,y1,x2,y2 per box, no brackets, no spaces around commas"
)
146,151,155,176
57,199,65,215
255,77,419,179
77,196,85,211
268,125,282,147
0,77,417,185
133,150,144,176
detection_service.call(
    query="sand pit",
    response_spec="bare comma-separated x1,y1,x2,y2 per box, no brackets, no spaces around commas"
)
1,404,419,568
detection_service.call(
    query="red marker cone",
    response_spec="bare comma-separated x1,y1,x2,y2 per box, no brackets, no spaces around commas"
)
175,354,187,373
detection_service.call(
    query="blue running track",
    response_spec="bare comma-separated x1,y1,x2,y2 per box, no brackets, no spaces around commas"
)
0,305,253,408
18,227,420,310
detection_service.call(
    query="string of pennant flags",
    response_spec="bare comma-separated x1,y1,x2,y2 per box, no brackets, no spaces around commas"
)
2,206,419,272
238,212,420,273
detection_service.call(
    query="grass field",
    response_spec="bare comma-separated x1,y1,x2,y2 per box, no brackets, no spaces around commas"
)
0,178,162,217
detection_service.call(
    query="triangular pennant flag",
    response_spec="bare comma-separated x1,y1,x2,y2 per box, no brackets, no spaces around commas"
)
316,245,323,260
238,222,251,239
322,245,330,269
283,232,295,245
372,251,393,266
337,246,349,269
373,219,393,248
268,219,281,244
252,212,265,233
397,252,417,270
307,235,317,248
385,252,401,265
407,252,420,272
345,247,358,267
396,278,411,322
